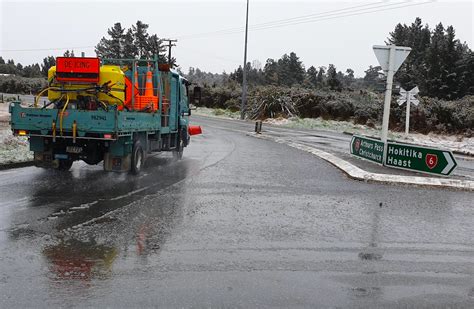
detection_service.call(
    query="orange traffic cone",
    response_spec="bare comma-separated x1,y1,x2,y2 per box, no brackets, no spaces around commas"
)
144,64,154,97
135,63,158,111
134,65,140,95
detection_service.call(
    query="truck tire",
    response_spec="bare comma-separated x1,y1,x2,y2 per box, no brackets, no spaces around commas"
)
57,159,73,171
131,140,144,174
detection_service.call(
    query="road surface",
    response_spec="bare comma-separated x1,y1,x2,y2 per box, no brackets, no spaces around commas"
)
0,115,473,308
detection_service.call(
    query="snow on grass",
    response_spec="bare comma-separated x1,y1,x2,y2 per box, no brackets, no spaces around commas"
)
195,107,474,156
0,128,33,164
194,107,240,119
278,116,473,155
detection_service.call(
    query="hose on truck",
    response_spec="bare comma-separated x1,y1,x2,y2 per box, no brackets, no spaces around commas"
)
59,94,70,136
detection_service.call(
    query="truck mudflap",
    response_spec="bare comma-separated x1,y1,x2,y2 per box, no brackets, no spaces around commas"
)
103,153,131,172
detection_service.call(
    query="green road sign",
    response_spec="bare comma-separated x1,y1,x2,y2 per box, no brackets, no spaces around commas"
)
385,142,457,176
350,135,384,164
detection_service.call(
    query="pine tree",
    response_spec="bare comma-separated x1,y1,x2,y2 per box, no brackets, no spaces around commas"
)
122,29,137,59
263,58,279,85
41,56,56,77
147,34,167,62
133,21,150,59
316,66,326,86
327,64,341,91
63,50,75,57
306,66,318,87
288,52,305,86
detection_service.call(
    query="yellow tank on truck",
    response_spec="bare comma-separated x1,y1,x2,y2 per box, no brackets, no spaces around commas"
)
47,65,126,106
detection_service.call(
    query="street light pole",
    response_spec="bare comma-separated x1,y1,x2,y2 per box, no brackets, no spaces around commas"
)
240,0,249,120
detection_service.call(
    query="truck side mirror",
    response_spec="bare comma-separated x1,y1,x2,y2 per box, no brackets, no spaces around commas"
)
193,86,201,105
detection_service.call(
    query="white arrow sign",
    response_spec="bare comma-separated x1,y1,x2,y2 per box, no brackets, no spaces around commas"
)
441,152,456,175
373,45,412,74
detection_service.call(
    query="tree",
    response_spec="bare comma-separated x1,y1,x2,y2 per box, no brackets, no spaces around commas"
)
316,66,326,87
344,68,355,87
287,52,305,86
386,17,471,99
122,29,137,59
306,66,318,87
327,64,341,91
95,21,168,63
41,56,56,77
95,22,125,59
363,65,382,88
63,50,75,57
147,34,167,62
263,58,278,85
133,21,150,58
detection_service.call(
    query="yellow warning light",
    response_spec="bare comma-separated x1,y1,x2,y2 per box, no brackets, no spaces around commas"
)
18,130,28,136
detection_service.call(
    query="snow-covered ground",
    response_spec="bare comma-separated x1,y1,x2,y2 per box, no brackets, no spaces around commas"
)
195,107,474,156
0,105,470,166
0,129,32,164
0,102,33,164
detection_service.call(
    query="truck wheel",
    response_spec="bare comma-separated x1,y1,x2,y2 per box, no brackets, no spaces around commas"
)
131,141,144,174
57,159,73,171
172,138,184,160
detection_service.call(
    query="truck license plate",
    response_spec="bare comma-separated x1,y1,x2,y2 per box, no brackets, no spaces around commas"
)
66,146,82,154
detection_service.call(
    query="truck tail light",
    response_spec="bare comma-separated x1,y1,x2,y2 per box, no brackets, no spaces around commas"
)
103,133,113,139
17,129,28,136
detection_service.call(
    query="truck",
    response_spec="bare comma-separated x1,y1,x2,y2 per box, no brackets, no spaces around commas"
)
9,56,202,174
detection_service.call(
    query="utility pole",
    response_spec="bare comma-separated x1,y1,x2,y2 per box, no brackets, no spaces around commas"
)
163,39,177,67
240,0,249,120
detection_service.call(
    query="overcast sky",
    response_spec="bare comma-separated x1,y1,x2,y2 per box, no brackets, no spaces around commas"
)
0,0,472,77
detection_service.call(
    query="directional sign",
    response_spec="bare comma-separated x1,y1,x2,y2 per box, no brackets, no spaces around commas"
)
385,142,457,176
350,135,384,164
373,45,412,74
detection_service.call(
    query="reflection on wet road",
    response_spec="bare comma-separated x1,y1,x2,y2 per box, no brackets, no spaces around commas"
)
0,116,473,308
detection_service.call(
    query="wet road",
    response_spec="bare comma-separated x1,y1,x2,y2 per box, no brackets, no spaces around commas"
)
1,115,473,308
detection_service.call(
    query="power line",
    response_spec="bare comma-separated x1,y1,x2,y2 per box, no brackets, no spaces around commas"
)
180,1,432,39
0,1,434,53
175,1,389,39
245,1,433,33
1,45,95,52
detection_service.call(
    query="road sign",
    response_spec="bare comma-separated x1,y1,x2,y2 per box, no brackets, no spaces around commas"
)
372,45,411,166
385,142,457,176
398,86,419,106
373,45,411,74
350,135,384,164
397,86,420,134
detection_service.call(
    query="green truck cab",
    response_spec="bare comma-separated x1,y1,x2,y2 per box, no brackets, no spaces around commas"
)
9,57,201,174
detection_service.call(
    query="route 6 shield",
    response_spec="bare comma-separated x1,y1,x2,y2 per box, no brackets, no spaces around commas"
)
426,154,438,169
355,139,361,152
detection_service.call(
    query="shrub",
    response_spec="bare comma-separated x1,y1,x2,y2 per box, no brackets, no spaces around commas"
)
0,75,47,94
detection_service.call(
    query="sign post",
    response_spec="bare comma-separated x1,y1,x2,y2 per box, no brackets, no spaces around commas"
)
373,45,411,163
397,86,420,135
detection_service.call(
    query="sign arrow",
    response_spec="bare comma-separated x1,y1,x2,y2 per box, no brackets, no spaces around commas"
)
441,152,456,175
